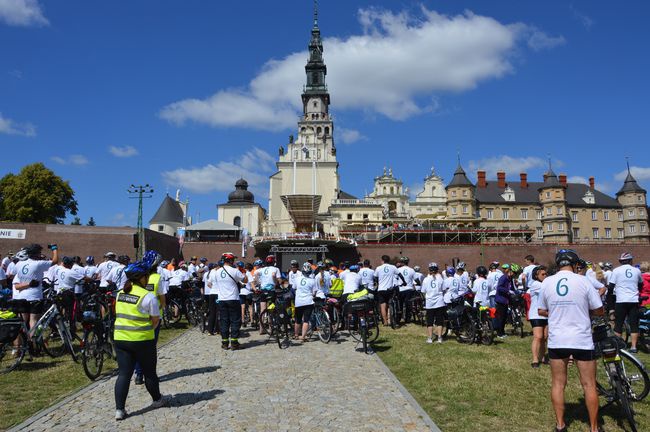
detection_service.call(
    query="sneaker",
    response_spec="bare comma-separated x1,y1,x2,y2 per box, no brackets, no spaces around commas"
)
437,337,443,344
134,374,144,385
553,426,567,432
115,409,127,421
531,362,540,369
150,395,169,409
221,342,229,350
629,347,638,354
230,341,241,350
497,334,507,339
426,338,433,344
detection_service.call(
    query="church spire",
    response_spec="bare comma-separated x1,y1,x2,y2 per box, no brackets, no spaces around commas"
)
313,0,318,28
304,0,327,96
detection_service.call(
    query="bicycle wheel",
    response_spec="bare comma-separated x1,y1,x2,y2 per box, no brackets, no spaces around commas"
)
315,309,332,344
41,322,66,358
613,375,637,432
361,321,368,354
0,332,27,374
481,319,494,346
620,349,650,401
276,315,290,349
638,332,650,354
58,317,79,363
184,300,197,326
81,328,104,380
259,309,272,335
456,318,476,344
367,312,380,343
389,301,398,329
329,306,340,336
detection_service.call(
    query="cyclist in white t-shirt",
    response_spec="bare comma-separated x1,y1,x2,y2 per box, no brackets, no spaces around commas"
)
359,260,375,291
210,253,247,350
98,252,117,288
240,262,254,326
396,257,416,323
528,265,549,368
294,263,319,341
12,244,59,329
472,266,490,307
538,250,603,432
608,252,644,353
253,255,282,334
486,262,503,307
422,263,445,344
374,255,399,326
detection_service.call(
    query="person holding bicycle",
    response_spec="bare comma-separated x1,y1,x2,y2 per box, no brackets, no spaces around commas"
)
374,255,399,326
253,255,281,334
538,250,604,432
422,263,445,344
113,260,166,421
528,265,549,368
12,244,59,330
294,262,318,341
609,252,643,353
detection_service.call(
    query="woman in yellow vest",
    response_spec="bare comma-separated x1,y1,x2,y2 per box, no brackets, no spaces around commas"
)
114,260,166,421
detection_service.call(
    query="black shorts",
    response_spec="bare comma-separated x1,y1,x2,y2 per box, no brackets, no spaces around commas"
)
426,307,445,327
294,305,314,324
239,294,252,305
548,348,596,361
12,299,44,314
377,290,391,304
615,302,639,333
530,319,548,328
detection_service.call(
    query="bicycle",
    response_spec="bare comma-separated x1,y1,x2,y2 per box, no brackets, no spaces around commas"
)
345,297,379,354
408,291,426,326
1,294,79,373
263,288,292,349
445,298,476,344
80,286,115,380
306,297,332,343
593,318,650,432
471,304,495,346
387,287,402,329
507,291,526,338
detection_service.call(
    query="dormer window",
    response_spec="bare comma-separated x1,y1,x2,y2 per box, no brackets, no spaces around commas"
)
501,186,515,202
582,190,595,205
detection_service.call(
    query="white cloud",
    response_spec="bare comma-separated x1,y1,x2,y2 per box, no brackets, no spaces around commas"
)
338,128,367,144
51,154,89,166
615,166,650,182
468,156,548,177
0,0,48,27
109,145,139,158
527,28,566,51
567,176,588,185
570,5,594,30
0,112,36,136
160,7,563,131
162,148,276,199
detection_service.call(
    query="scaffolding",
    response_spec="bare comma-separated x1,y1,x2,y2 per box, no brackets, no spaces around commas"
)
342,228,534,245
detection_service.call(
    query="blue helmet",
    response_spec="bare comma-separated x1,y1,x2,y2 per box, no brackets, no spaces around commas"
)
124,261,149,282
142,250,162,270
349,265,360,272
446,267,455,276
236,261,245,268
85,256,95,265
254,259,263,267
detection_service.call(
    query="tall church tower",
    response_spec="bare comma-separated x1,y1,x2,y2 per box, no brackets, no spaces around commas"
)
267,4,340,233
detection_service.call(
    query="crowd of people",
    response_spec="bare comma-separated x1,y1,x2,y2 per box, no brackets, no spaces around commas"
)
1,243,649,430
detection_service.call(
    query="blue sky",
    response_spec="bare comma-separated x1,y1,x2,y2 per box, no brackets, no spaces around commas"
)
1,0,649,227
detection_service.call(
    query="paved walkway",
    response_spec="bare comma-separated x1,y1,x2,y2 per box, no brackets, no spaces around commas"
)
14,328,437,432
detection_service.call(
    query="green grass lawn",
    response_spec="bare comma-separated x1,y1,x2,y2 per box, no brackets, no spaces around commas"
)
0,324,189,431
376,324,650,432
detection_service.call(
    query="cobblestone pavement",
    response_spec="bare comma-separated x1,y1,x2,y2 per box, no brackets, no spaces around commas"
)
15,328,437,432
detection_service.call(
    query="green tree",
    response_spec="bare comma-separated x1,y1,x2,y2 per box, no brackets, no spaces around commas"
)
87,217,96,226
71,216,81,225
0,163,78,223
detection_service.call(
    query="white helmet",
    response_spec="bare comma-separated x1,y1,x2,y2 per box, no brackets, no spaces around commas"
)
15,249,29,261
302,262,312,273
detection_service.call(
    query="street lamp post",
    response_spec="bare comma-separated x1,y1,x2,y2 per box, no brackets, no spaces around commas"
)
128,184,154,260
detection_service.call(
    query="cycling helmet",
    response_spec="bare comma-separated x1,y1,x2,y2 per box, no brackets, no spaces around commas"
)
399,256,410,264
265,255,276,264
413,265,421,272
510,263,522,274
117,255,131,265
446,267,455,276
180,262,188,269
85,256,95,265
290,259,299,267
604,262,613,270
62,256,74,267
349,265,360,272
200,257,208,263
317,261,325,268
236,261,245,268
555,249,579,267
24,243,43,258
489,261,500,270
428,262,438,272
576,258,587,269
302,262,312,272
475,266,488,277
104,251,116,259
324,258,334,266
14,250,28,261
160,260,169,268
253,259,263,267
532,265,546,282
619,252,633,262
217,259,225,267
501,263,511,270
124,261,149,282
143,250,163,270
222,253,235,262
456,261,466,270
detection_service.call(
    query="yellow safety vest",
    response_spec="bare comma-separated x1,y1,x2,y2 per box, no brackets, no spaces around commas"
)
113,284,155,342
147,273,161,296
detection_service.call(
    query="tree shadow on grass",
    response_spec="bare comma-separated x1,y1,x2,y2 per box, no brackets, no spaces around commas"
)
128,389,225,417
159,366,219,382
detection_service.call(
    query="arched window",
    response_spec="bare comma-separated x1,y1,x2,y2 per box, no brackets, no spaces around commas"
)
233,216,241,227
324,127,330,135
301,127,306,133
390,186,394,194
317,127,322,135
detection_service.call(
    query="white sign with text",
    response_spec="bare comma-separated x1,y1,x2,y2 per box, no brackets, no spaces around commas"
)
0,229,27,240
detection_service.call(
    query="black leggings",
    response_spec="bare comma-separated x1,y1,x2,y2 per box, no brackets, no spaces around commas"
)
615,302,640,333
207,294,219,335
114,339,161,410
495,303,508,336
